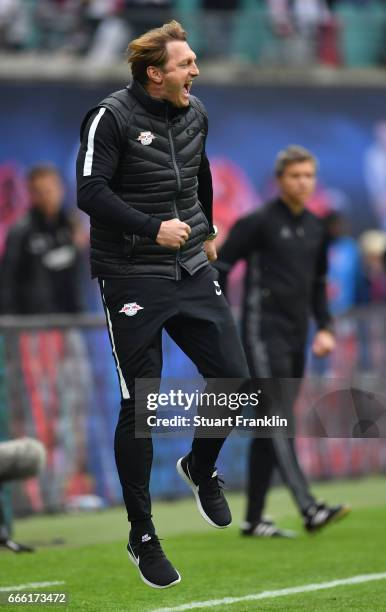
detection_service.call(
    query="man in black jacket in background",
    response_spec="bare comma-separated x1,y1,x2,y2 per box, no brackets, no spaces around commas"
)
1,165,82,315
216,145,350,538
76,20,249,589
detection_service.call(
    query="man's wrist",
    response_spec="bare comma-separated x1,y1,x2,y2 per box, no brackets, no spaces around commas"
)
318,325,334,336
138,216,162,241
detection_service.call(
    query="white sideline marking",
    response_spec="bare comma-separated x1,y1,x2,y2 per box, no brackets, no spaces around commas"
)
0,581,65,592
153,572,386,611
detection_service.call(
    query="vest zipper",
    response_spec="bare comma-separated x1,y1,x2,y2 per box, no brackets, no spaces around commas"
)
171,197,181,280
167,109,181,281
167,114,182,194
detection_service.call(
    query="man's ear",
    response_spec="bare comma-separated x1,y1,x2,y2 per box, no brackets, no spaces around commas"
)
147,66,163,84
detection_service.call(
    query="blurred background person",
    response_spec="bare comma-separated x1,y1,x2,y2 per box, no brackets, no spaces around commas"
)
325,212,367,316
364,121,386,231
196,0,241,60
0,164,88,518
0,0,29,51
266,0,339,66
0,437,46,552
81,0,131,67
216,145,350,538
309,211,367,377
0,164,83,315
359,229,386,303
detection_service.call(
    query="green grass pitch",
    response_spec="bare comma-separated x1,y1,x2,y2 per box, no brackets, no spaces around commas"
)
1,477,386,611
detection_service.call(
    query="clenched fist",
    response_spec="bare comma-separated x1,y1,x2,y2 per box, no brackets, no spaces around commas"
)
156,218,191,249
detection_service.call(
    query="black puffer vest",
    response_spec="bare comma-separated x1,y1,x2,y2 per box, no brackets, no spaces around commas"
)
81,80,211,279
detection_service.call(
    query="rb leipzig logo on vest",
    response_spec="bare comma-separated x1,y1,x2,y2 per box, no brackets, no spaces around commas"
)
137,131,156,146
119,303,144,317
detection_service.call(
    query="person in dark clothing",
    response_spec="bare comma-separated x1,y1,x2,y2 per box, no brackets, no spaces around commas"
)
0,437,46,553
76,20,249,589
1,165,82,315
216,145,350,538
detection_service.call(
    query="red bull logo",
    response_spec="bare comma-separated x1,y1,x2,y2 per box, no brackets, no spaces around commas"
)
119,302,144,317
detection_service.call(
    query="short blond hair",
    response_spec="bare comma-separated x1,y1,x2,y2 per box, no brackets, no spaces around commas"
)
275,145,317,177
127,20,187,85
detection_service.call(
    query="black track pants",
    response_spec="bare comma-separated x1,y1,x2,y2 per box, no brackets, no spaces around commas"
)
99,266,249,525
244,341,315,523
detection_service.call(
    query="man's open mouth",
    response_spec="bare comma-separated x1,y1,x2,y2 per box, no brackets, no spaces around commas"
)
183,81,192,95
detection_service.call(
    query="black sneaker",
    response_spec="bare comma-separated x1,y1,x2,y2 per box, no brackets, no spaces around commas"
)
176,454,232,528
303,502,351,533
241,519,297,538
127,533,181,589
0,538,34,553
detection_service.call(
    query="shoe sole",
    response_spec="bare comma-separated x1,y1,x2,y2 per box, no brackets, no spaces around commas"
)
127,550,181,589
241,530,297,539
306,505,351,533
176,457,231,529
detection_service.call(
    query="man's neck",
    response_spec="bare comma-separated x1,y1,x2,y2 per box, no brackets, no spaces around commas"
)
145,81,164,100
280,195,305,216
34,207,60,223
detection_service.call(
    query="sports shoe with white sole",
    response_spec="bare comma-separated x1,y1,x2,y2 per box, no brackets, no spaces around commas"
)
303,502,351,533
176,454,232,528
127,533,181,589
241,518,297,538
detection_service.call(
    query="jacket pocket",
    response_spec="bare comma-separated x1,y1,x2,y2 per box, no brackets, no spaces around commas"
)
123,233,137,257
